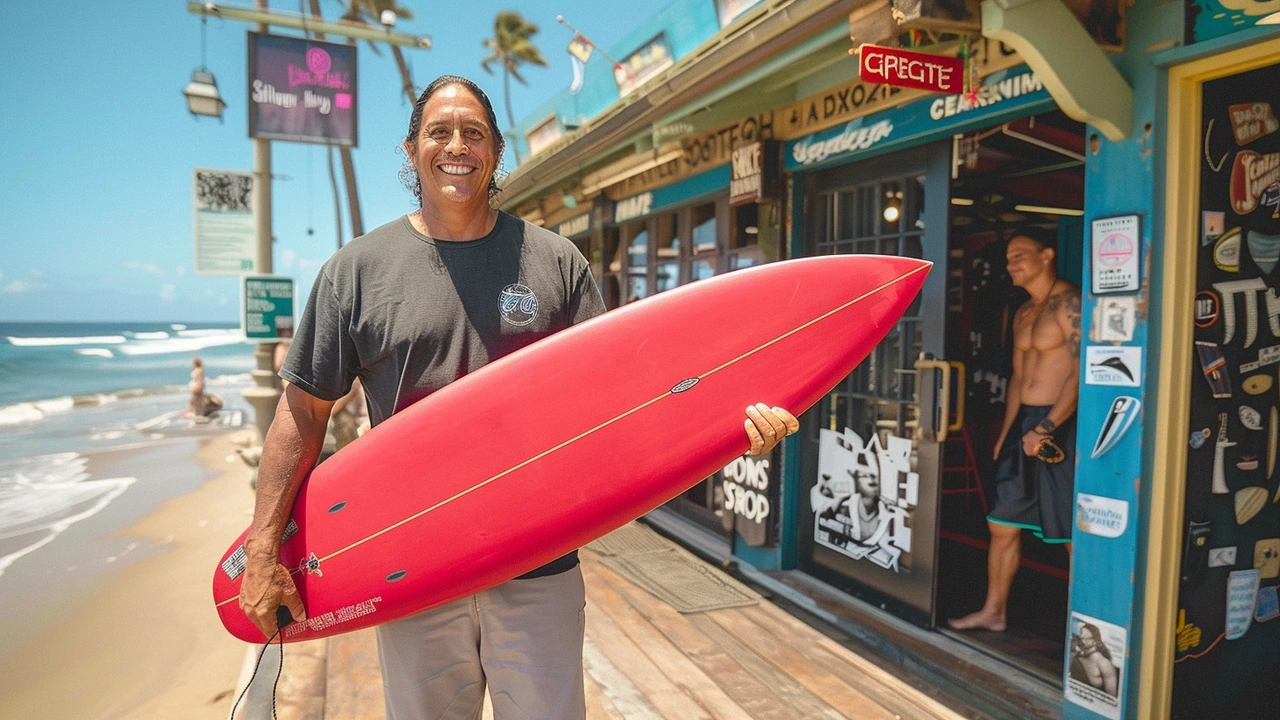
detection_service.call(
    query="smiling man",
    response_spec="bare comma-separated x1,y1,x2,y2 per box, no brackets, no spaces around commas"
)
237,75,797,720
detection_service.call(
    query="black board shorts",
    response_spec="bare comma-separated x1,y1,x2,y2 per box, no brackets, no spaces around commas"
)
987,405,1076,543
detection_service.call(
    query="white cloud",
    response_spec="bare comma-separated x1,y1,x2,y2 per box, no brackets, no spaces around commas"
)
0,270,4,283
3,280,43,293
125,260,164,276
205,289,215,297
176,266,186,277
280,248,298,272
298,258,321,271
159,283,177,301
28,269,42,277
218,296,230,306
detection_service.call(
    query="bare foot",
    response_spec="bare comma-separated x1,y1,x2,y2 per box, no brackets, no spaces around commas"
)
947,609,1007,632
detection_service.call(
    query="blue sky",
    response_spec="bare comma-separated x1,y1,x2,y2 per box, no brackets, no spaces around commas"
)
0,1,658,323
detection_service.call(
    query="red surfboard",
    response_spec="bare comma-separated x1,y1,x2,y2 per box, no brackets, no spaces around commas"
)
213,255,930,643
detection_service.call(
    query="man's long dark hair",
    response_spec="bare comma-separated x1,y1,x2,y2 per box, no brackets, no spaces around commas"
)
401,75,505,203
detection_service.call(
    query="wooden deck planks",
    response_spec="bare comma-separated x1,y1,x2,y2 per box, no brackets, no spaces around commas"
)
705,606,899,720
581,572,718,719
742,602,966,720
588,560,802,720
583,560,754,720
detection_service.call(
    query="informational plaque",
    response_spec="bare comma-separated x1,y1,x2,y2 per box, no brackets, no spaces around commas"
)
241,275,295,342
192,168,256,276
858,44,964,95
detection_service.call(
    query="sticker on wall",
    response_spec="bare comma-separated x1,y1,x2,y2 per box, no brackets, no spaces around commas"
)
1182,520,1212,587
1240,344,1280,374
1196,342,1232,398
1191,428,1210,449
1208,546,1238,568
1091,215,1141,294
1091,396,1140,458
1096,296,1137,342
1195,290,1221,328
1257,585,1279,623
1175,609,1202,653
1249,231,1280,274
1239,405,1264,430
1076,494,1129,538
1231,152,1280,215
1213,278,1268,349
1087,346,1141,387
1254,538,1280,579
1270,407,1278,477
1065,612,1125,719
1235,486,1268,524
1229,102,1279,146
1243,374,1272,394
1202,211,1226,246
1237,456,1260,470
1213,412,1235,495
1213,227,1241,271
811,427,918,572
1226,568,1261,640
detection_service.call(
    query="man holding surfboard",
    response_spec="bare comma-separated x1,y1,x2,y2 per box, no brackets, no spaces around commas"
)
236,75,798,719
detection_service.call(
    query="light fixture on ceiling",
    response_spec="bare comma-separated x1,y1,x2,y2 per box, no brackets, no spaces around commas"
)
950,197,975,206
1014,204,1084,217
745,226,759,235
883,198,901,223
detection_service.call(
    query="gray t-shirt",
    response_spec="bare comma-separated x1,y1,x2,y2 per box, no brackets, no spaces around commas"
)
282,210,605,577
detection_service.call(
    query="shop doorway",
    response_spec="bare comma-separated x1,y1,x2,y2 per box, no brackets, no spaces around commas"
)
937,110,1086,683
796,143,953,628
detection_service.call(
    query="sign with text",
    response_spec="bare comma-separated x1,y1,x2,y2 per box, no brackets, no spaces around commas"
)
241,275,295,343
718,447,780,547
248,32,357,146
730,141,779,206
858,44,964,95
192,168,257,276
1091,215,1141,294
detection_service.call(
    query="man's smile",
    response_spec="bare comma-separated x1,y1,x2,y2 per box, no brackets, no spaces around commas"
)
437,163,477,176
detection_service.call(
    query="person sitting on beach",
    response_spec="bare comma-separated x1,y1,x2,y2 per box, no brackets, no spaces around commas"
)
188,357,223,418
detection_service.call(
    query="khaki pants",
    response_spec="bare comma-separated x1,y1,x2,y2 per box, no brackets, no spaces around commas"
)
376,565,586,720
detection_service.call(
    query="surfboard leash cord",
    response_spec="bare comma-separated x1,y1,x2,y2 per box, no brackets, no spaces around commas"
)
229,606,291,720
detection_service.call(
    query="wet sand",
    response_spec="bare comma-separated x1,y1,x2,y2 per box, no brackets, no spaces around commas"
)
0,431,257,719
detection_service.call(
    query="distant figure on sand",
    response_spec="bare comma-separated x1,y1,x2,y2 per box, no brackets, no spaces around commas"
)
188,357,223,418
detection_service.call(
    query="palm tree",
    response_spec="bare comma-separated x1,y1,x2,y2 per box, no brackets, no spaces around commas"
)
480,11,548,151
339,0,418,104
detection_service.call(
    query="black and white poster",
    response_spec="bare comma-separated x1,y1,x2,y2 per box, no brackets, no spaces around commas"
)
812,427,918,572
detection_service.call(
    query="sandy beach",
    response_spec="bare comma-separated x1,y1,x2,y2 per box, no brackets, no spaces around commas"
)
0,429,256,719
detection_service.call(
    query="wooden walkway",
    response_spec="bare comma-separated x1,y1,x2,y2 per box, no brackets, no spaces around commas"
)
257,533,966,719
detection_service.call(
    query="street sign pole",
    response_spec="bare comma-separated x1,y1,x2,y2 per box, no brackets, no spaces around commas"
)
242,4,279,444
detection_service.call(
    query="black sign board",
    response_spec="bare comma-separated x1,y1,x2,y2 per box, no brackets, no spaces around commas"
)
248,32,357,147
729,140,780,207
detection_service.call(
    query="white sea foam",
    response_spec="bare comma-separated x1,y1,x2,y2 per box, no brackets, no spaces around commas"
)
6,335,127,347
74,348,115,358
170,324,188,331
117,332,245,356
0,397,75,426
0,453,136,577
175,328,237,338
129,331,169,340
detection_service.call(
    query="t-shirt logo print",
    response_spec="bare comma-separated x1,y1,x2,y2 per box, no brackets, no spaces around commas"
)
498,283,539,326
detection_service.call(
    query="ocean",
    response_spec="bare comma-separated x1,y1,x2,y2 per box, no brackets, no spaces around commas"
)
0,321,259,580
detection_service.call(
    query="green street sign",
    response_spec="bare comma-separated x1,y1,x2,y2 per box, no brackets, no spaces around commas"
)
241,274,295,342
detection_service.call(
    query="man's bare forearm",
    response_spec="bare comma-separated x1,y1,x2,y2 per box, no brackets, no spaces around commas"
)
1040,374,1080,434
247,387,333,556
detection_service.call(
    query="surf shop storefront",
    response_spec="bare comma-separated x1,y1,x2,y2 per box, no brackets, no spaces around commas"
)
599,163,786,542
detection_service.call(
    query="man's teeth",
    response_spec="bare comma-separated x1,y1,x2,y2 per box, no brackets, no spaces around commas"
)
439,165,475,176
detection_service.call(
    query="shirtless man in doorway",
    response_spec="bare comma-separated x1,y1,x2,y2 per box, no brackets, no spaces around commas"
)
949,229,1081,632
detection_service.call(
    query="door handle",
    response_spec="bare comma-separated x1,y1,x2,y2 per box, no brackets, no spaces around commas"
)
947,361,966,432
915,358,952,443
